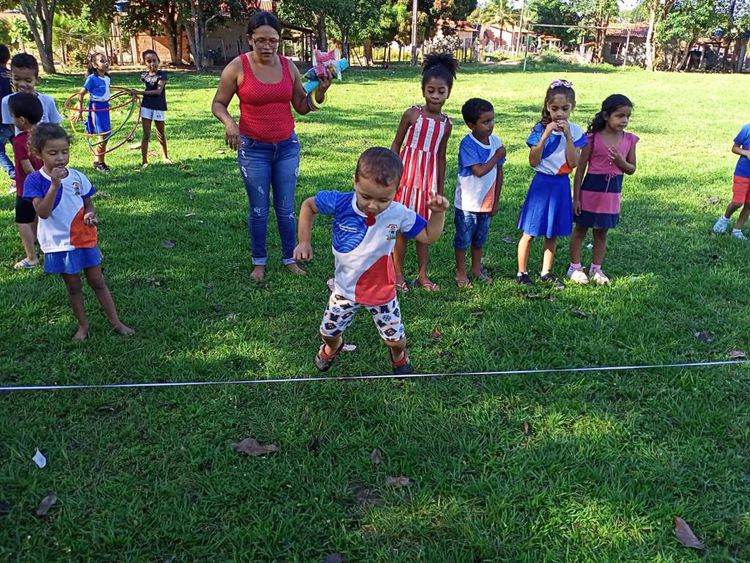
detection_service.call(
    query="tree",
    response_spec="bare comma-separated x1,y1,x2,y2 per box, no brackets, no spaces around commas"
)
528,0,579,45
0,0,112,73
121,0,183,65
658,0,720,70
469,0,516,28
573,0,618,62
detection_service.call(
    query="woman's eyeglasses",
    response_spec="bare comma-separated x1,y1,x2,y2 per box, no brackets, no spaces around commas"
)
252,37,280,47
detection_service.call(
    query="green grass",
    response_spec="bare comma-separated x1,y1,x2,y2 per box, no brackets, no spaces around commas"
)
1,64,749,561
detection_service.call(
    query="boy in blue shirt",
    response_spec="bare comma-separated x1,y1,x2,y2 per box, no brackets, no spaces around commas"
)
454,98,506,287
713,123,750,239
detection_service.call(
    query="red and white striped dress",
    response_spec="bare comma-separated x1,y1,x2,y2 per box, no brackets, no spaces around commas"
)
395,105,451,218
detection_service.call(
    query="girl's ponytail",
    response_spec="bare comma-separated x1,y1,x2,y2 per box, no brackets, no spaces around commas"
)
587,111,607,134
588,94,634,134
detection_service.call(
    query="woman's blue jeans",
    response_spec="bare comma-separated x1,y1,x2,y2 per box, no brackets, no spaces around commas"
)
238,133,300,266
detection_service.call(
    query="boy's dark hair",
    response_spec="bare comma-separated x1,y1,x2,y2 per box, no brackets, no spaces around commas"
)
588,94,634,134
9,92,43,124
10,53,39,74
462,98,494,125
247,10,282,35
30,123,70,154
142,49,159,62
540,78,576,126
355,147,403,188
0,44,10,65
422,53,458,90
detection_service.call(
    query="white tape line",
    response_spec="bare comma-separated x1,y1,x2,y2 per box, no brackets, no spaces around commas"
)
1,360,747,393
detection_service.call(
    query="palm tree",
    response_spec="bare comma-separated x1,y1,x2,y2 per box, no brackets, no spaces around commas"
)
468,0,517,28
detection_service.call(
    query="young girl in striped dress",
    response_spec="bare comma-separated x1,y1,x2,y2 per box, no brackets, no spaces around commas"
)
568,94,638,285
391,53,457,292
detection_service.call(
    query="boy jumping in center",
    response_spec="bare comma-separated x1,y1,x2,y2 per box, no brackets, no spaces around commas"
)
294,147,450,374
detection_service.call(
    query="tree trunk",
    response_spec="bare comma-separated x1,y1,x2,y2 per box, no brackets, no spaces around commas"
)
20,0,57,73
163,3,180,65
363,38,373,66
182,1,206,71
316,14,327,51
645,2,656,71
735,37,747,72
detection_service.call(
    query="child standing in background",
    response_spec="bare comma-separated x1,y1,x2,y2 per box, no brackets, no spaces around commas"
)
134,49,171,168
713,122,750,240
391,53,457,292
76,52,113,172
454,98,506,288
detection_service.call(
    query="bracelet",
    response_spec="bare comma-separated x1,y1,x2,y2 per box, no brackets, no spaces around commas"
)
305,92,319,112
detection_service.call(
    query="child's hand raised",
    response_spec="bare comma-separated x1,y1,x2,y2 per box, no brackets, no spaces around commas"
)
607,145,624,165
556,120,571,137
544,121,559,136
50,166,67,181
293,242,313,262
426,193,450,213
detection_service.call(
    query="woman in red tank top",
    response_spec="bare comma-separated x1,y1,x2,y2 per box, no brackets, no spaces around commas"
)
212,10,332,282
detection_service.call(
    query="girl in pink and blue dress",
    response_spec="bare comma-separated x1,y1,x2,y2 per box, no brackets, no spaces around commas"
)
23,124,133,341
516,79,588,288
568,94,638,285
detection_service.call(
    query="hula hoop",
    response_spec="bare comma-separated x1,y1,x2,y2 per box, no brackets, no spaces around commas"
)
65,87,141,155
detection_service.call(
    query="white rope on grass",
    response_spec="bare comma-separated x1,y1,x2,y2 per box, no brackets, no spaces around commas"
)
0,360,747,393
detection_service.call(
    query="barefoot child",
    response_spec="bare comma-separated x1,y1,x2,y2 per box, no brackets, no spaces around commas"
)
713,121,750,240
568,94,638,285
10,93,44,269
75,52,113,172
516,79,587,288
391,53,456,292
294,147,449,374
454,98,506,288
24,124,133,341
133,49,170,168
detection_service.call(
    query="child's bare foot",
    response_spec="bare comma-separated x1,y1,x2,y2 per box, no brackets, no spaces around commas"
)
251,265,265,282
285,263,306,275
113,322,135,336
72,325,89,342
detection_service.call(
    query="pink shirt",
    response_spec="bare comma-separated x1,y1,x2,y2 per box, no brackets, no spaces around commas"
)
587,131,639,175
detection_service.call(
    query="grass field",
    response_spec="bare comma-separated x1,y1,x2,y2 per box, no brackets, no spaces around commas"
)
1,62,749,561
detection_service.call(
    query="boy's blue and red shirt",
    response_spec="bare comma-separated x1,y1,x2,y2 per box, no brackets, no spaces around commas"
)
734,123,750,178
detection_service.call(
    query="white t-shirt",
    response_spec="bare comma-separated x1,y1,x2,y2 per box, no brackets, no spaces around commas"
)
1,92,63,134
455,133,504,212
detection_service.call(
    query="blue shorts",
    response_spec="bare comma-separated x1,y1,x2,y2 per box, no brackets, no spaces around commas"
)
44,247,102,274
453,209,493,250
85,101,111,136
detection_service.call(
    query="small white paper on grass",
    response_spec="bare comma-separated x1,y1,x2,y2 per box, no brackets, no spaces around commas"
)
586,243,594,250
32,448,47,469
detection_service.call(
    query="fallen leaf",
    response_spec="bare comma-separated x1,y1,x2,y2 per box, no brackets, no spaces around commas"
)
35,494,57,517
324,553,345,563
572,309,587,319
546,295,557,303
470,310,484,317
525,293,543,300
673,516,705,550
385,476,413,488
95,405,115,413
430,328,442,339
522,421,533,436
708,196,720,205
586,243,594,250
184,212,195,217
215,150,226,154
370,448,382,464
231,437,278,456
693,331,713,344
351,482,381,506
341,343,357,353
162,240,176,249
501,236,515,244
728,350,747,359
32,448,46,468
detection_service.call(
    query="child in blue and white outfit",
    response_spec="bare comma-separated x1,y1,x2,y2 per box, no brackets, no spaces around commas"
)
516,79,588,288
294,147,449,375
454,97,506,288
76,52,112,172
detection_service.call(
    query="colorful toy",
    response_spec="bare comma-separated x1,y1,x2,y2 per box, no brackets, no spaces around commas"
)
303,49,349,93
64,87,141,155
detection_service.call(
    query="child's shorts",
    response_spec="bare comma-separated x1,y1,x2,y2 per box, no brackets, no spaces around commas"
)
320,293,405,342
140,108,166,121
454,209,492,250
44,247,102,274
15,196,36,224
85,101,111,136
732,176,750,204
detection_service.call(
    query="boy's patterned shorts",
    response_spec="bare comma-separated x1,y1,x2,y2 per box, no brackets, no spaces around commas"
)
320,294,405,342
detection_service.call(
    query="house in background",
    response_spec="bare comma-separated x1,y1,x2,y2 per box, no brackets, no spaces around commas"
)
602,23,649,67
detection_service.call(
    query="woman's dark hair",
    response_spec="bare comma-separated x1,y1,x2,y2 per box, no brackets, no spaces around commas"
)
540,79,576,126
588,94,634,134
30,123,71,154
142,49,159,63
247,10,282,36
422,53,458,90
86,52,108,76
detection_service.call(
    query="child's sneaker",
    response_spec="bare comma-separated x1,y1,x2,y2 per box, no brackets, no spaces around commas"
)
515,272,533,286
713,216,730,233
566,266,589,285
391,350,413,375
540,272,565,290
591,270,610,285
732,229,748,240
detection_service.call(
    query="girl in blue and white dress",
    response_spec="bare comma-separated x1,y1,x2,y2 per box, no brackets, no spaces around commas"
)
76,52,112,173
516,79,588,288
